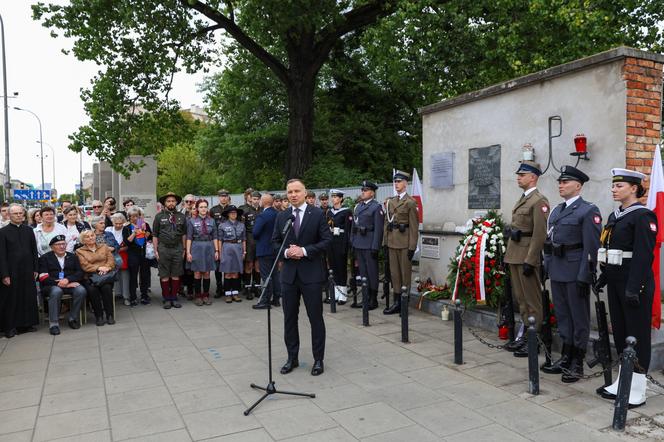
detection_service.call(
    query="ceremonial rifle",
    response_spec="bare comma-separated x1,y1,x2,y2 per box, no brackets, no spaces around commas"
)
587,270,612,387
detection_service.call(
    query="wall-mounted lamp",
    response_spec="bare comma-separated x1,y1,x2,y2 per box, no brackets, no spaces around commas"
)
571,134,589,160
522,143,534,161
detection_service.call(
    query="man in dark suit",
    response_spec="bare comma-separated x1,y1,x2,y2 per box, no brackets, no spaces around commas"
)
38,234,86,335
252,193,280,309
272,179,332,376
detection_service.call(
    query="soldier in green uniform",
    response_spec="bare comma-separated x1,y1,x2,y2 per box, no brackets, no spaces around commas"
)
383,171,420,315
504,161,550,357
210,189,231,298
152,192,187,309
239,189,261,299
319,193,330,216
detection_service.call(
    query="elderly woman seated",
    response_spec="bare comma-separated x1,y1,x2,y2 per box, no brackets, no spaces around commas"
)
76,230,117,326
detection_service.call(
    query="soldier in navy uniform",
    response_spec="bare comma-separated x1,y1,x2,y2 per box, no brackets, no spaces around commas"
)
326,189,353,304
350,181,384,310
596,168,657,408
542,166,601,382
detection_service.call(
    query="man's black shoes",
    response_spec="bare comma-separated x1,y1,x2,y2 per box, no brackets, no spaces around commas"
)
49,326,60,336
311,360,324,376
4,328,16,338
252,301,270,310
271,298,281,307
280,359,299,374
68,319,80,330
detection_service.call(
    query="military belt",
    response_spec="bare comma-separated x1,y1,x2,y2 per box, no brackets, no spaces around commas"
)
223,240,242,244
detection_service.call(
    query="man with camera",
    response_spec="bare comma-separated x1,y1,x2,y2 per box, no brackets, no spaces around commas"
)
542,165,601,382
350,181,384,310
504,161,549,357
383,170,419,315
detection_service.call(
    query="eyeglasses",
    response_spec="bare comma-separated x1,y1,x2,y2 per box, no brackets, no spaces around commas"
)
92,205,102,208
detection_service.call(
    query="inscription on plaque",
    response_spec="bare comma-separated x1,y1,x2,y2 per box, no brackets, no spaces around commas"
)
430,152,455,189
420,235,441,259
468,145,501,209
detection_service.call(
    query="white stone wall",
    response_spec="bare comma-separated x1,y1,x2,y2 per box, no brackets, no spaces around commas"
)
420,59,627,283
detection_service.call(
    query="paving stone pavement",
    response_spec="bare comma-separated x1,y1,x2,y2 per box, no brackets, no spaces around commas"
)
2,287,664,441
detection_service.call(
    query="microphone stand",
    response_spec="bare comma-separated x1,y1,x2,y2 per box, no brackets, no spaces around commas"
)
244,219,315,416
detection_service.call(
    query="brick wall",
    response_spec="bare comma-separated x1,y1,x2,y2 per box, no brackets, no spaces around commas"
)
623,57,663,181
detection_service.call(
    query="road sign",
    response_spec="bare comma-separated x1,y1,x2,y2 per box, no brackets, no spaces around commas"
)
13,189,52,201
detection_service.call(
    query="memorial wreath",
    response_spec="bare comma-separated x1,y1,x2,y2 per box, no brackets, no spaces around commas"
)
448,210,507,308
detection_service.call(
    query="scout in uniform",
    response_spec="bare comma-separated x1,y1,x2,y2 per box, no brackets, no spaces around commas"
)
239,189,261,300
350,181,384,310
504,161,550,356
217,205,246,303
596,168,657,408
152,192,187,309
383,170,419,315
542,166,601,382
210,189,231,298
319,193,330,216
179,194,197,299
186,199,218,306
326,189,353,304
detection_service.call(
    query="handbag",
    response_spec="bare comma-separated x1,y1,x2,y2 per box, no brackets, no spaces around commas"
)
119,249,129,270
90,270,118,287
145,241,155,260
113,253,123,269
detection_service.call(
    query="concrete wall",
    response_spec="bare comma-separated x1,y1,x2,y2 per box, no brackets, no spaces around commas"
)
117,156,158,224
419,59,628,284
98,161,113,200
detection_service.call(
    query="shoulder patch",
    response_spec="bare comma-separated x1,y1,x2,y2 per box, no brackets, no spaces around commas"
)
650,222,657,232
593,215,601,224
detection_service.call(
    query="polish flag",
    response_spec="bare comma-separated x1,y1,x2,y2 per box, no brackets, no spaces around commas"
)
646,145,664,329
411,168,423,224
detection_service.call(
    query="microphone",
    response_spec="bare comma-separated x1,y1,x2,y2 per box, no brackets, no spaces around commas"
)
282,215,295,236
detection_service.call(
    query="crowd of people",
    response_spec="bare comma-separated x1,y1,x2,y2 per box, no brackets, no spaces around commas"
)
0,172,420,361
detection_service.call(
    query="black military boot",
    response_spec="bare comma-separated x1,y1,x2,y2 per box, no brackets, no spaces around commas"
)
513,334,538,358
383,293,401,315
542,343,572,374
504,335,523,352
561,346,584,383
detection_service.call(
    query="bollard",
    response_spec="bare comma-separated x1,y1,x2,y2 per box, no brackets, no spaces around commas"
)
361,277,369,326
612,336,637,431
527,316,539,395
454,299,463,365
328,269,336,313
400,285,409,343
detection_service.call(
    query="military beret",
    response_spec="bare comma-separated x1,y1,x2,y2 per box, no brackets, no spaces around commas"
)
217,189,230,196
318,193,329,200
50,235,66,246
251,191,261,198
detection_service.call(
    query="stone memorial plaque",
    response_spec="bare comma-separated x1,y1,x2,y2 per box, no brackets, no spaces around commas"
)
420,235,441,259
430,152,455,189
468,145,501,209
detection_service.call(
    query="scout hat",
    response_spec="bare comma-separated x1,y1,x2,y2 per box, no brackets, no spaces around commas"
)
516,160,542,176
611,168,646,184
222,205,244,218
557,165,589,183
393,170,411,181
49,234,66,246
159,192,182,205
361,180,378,191
330,189,344,197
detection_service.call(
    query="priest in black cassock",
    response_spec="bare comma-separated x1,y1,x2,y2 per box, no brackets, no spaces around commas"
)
0,203,39,338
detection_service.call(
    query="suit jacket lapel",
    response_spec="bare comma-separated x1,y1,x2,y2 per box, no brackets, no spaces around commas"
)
298,204,313,238
556,198,582,223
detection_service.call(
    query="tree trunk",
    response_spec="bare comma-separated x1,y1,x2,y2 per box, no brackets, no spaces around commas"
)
285,73,315,180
